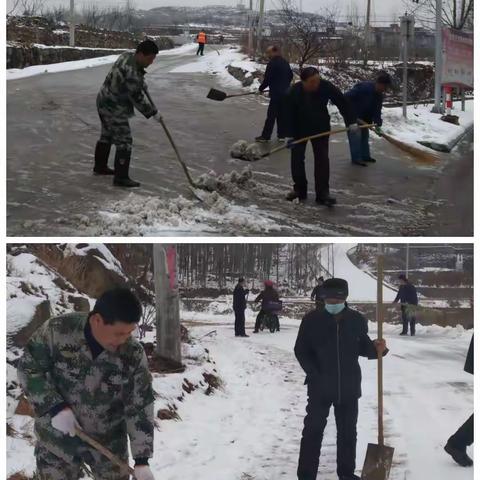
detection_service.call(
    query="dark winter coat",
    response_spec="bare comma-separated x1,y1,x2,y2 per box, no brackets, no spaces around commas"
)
255,287,280,310
345,81,384,126
294,306,385,403
465,336,473,375
284,80,355,139
394,283,418,305
310,285,324,302
233,284,249,311
259,56,293,98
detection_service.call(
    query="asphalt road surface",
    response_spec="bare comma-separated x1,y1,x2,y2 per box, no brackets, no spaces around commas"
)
7,46,473,236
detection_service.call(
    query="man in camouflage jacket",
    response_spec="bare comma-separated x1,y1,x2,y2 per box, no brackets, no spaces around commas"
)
94,39,161,188
18,288,156,480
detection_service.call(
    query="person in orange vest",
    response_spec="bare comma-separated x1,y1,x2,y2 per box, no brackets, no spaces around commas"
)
196,30,207,56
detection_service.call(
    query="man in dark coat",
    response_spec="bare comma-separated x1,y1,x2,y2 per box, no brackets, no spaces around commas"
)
233,278,249,337
284,67,358,206
255,46,293,143
310,277,325,310
345,72,392,166
444,335,474,467
393,274,419,336
295,278,388,480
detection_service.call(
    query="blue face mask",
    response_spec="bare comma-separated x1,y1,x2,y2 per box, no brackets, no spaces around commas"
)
325,302,345,315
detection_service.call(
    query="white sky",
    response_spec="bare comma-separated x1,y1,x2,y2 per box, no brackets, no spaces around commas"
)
7,0,407,24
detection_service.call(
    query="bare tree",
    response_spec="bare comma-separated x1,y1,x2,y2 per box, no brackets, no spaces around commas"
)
403,0,473,31
277,0,340,68
19,0,45,16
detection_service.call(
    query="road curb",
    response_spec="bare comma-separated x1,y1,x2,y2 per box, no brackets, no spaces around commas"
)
418,122,474,153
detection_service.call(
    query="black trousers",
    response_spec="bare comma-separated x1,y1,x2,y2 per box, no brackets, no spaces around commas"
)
298,386,358,480
261,95,287,139
449,414,474,450
196,43,205,55
401,305,416,335
291,136,330,199
234,309,246,336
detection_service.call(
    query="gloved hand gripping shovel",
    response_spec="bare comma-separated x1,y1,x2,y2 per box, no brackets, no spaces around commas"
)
361,244,394,480
75,427,138,479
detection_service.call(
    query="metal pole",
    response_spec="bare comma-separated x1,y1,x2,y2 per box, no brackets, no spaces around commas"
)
257,0,265,59
363,0,371,66
402,31,408,118
406,244,410,276
461,88,465,111
69,0,75,47
248,0,254,59
433,0,443,113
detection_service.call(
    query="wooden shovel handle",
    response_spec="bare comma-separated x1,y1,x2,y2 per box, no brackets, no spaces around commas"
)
262,123,375,158
75,427,136,477
376,245,385,446
226,90,269,99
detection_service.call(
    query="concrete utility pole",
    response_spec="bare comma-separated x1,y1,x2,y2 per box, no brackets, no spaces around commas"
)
433,0,443,113
153,245,182,364
363,0,371,66
69,0,75,47
257,0,265,59
248,0,254,59
400,14,414,118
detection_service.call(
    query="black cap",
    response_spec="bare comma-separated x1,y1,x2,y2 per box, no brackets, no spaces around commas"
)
398,274,407,281
321,278,349,299
318,276,324,282
238,277,245,283
377,72,392,85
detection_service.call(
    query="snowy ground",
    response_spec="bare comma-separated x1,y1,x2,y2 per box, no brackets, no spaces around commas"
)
8,308,473,480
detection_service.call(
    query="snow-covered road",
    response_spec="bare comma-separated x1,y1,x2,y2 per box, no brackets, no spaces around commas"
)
167,313,473,480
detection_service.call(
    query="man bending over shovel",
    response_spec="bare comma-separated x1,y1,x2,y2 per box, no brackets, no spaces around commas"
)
284,67,358,206
18,288,156,480
94,39,162,187
295,278,388,480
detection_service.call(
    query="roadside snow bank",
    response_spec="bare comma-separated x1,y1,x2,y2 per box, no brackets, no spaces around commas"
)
382,100,473,152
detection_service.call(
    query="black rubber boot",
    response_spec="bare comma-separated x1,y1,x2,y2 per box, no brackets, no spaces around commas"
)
93,142,114,175
364,157,377,163
113,148,140,188
316,194,337,207
286,190,307,201
444,442,473,467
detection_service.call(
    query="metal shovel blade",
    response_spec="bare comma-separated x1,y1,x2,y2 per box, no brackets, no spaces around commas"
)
207,88,227,101
361,443,394,480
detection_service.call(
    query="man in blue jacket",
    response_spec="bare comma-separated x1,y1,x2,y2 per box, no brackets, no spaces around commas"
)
345,72,392,166
295,278,388,480
255,46,293,143
393,274,419,336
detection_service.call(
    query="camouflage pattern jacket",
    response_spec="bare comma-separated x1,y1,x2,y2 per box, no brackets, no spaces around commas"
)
18,313,155,462
97,51,157,119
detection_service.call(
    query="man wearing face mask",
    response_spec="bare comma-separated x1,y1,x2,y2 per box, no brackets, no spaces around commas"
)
18,288,155,480
294,278,388,480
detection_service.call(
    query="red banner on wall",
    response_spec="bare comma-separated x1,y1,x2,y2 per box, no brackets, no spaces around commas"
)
442,28,473,88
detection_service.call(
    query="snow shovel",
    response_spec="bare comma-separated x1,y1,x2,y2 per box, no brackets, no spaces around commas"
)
143,88,205,195
361,245,394,480
75,427,137,478
233,124,375,161
207,88,268,102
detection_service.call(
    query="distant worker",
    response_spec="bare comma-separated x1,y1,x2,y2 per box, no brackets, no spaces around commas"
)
444,335,474,467
310,277,325,310
219,34,225,45
233,277,250,337
345,72,392,166
196,30,207,56
95,39,161,188
255,45,293,143
253,280,281,333
284,67,358,206
393,274,418,336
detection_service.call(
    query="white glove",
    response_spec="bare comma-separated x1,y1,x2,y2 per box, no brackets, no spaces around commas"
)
348,123,360,133
51,407,80,437
134,465,155,480
152,112,163,123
